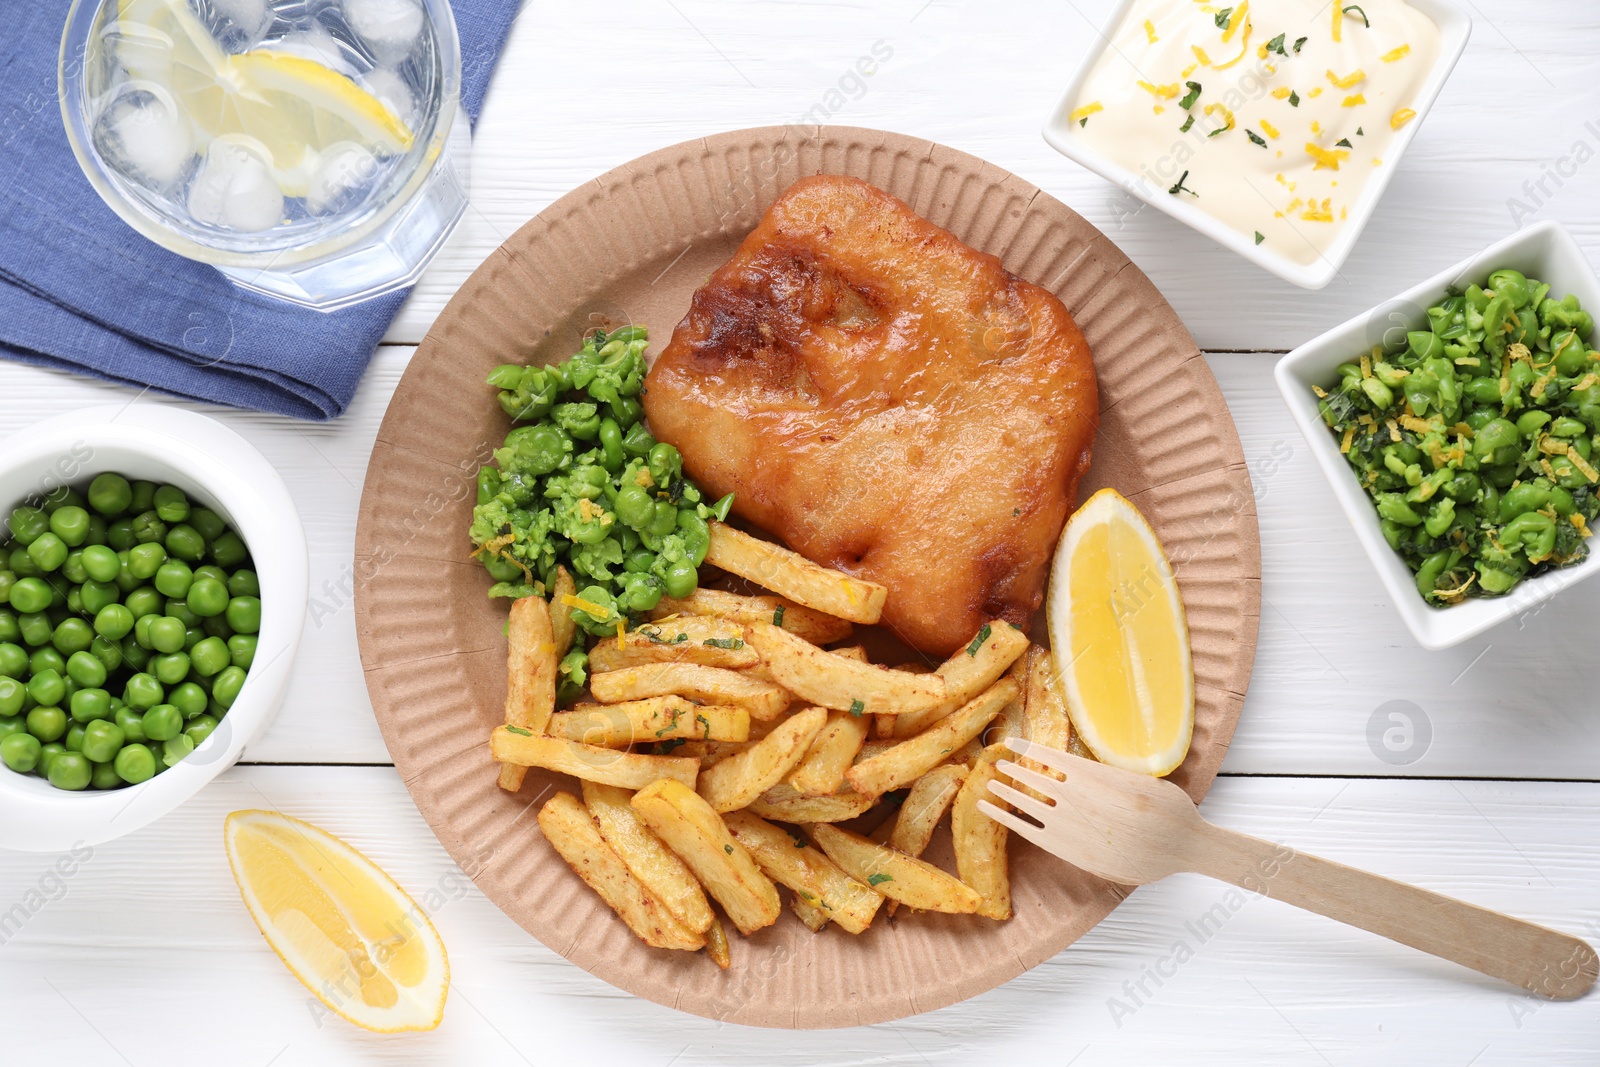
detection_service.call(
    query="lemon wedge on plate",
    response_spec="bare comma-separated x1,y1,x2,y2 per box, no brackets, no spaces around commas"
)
1046,488,1194,777
224,810,449,1033
111,0,412,195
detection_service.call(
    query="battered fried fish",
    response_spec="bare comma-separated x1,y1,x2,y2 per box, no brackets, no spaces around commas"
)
644,175,1098,656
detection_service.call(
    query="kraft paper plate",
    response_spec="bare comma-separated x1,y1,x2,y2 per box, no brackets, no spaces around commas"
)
353,125,1261,1028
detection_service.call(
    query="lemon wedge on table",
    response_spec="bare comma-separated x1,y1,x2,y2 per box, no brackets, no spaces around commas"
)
111,0,413,196
224,810,449,1033
1046,488,1194,777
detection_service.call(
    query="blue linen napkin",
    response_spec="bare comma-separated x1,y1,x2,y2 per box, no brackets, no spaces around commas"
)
0,2,520,420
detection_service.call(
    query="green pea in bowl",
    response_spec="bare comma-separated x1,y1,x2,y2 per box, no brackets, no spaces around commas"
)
1276,221,1600,650
0,405,307,850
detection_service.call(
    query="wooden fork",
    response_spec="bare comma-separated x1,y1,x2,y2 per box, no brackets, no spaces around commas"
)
981,739,1597,1000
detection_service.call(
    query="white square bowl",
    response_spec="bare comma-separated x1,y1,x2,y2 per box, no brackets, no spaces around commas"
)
1275,221,1600,649
1042,0,1471,290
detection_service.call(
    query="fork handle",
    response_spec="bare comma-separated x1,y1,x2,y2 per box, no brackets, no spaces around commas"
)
1189,823,1597,1000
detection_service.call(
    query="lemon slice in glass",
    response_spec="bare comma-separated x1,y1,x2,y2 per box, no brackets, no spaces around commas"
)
111,0,412,197
225,809,449,1033
1046,488,1194,777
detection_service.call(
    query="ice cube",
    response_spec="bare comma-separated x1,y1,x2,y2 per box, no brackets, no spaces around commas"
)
342,0,424,64
361,66,417,128
207,0,274,52
305,141,379,216
271,24,358,76
187,137,285,232
92,84,195,193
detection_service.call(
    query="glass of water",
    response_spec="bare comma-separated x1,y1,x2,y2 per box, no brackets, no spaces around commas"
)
59,0,467,311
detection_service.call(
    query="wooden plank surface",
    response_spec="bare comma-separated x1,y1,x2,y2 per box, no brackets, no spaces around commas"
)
3,0,1600,1061
0,769,1592,1065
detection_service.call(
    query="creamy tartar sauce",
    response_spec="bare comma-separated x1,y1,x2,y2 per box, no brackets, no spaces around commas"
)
1070,0,1439,265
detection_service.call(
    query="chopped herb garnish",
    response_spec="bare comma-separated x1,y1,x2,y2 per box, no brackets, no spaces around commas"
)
657,738,687,753
798,889,814,900
966,624,992,656
673,632,688,643
1255,231,1266,245
1336,137,1353,148
655,707,685,737
786,827,809,849
1168,170,1198,196
1265,32,1287,55
505,725,532,737
1289,90,1301,107
1213,7,1233,29
724,844,734,855
696,713,711,738
703,637,744,650
1246,129,1267,147
1293,36,1307,53
1079,116,1090,127
1178,80,1202,109
640,627,666,644
772,604,785,627
1207,124,1229,138
848,699,865,717
867,873,894,887
1179,115,1196,133
1357,126,1365,136
1343,5,1369,27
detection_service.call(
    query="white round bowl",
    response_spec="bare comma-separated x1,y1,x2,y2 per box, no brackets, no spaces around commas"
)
0,404,307,851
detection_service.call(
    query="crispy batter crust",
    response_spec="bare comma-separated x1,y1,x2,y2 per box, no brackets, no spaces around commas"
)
644,176,1098,655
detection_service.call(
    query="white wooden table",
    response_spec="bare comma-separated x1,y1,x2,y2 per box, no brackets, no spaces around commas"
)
4,1,1599,1063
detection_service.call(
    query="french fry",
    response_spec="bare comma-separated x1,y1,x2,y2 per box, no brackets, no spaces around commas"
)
885,762,968,917
791,895,830,931
887,621,1030,739
631,779,781,936
1015,644,1072,800
580,781,716,935
588,617,759,673
549,566,578,657
830,645,869,662
808,824,982,914
662,740,751,768
951,743,1012,920
876,662,934,738
1022,645,1071,752
649,588,854,645
547,697,749,747
845,678,1017,797
746,783,876,823
988,650,1031,745
706,521,887,624
787,710,870,796
498,595,558,792
743,622,946,717
889,763,968,858
723,812,883,934
706,916,732,969
536,792,704,950
697,707,828,812
491,729,699,790
589,663,790,721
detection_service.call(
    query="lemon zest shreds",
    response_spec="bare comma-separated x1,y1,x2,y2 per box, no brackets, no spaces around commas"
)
1340,425,1355,454
1144,18,1159,42
1383,44,1411,62
1343,93,1366,107
1392,107,1417,130
1306,142,1349,170
1138,80,1182,98
1204,102,1236,132
1069,101,1103,125
1327,68,1367,89
1260,118,1280,138
562,593,612,619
